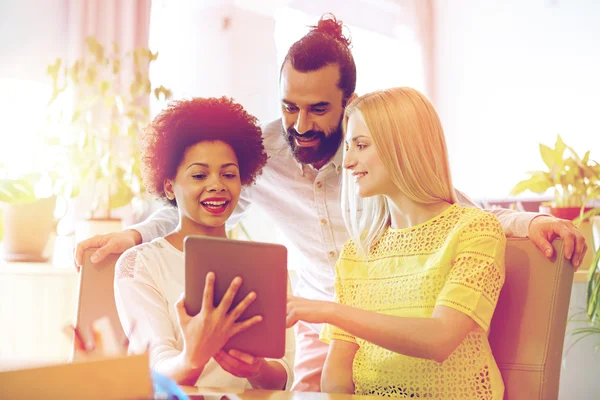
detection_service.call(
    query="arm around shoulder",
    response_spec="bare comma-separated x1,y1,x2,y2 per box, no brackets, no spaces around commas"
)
127,206,179,243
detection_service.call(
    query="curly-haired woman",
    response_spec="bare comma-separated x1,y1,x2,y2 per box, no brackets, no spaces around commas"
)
114,97,293,390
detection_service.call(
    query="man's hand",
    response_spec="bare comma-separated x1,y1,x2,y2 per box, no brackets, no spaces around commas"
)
286,295,335,328
528,215,588,269
74,230,142,271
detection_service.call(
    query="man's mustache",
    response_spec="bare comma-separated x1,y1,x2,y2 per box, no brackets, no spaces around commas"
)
287,128,325,141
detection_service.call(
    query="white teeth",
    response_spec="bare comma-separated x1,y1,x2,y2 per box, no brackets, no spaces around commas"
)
202,201,227,206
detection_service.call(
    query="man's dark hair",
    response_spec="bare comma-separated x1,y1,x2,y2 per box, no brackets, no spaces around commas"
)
281,13,356,100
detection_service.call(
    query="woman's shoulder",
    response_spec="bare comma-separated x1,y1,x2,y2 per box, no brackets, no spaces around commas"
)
453,205,505,241
340,238,360,257
115,238,175,280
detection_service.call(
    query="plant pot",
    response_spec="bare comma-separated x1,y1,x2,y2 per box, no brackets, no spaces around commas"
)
75,218,124,243
0,196,60,262
538,205,593,221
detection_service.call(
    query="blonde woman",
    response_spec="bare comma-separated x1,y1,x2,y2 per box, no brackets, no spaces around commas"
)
286,87,506,399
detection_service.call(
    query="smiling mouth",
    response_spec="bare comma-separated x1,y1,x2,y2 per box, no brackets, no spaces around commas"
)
295,136,320,147
353,172,368,181
200,200,229,215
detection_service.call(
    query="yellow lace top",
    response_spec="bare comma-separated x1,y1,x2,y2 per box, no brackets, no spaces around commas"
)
321,204,506,399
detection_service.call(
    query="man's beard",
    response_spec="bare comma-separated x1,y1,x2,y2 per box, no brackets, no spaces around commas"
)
282,120,343,166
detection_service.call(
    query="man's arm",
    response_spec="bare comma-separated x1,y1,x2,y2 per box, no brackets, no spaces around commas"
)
454,189,587,268
454,189,538,237
74,206,179,270
129,206,179,243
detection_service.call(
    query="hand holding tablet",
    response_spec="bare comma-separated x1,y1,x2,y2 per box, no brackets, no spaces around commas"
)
184,236,288,359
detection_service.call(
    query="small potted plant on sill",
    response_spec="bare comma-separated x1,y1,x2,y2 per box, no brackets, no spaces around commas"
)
511,134,600,220
511,135,600,270
46,37,172,239
0,169,66,262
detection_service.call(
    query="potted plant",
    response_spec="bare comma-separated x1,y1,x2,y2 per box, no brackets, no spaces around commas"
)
511,135,600,220
0,172,64,262
511,135,600,270
45,37,172,238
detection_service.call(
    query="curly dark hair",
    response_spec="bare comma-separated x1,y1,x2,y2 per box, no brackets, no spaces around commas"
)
142,97,268,206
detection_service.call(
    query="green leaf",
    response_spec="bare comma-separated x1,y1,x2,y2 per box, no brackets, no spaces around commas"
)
47,86,66,106
510,172,553,195
109,172,134,209
46,58,62,82
0,179,37,204
71,110,81,124
583,151,591,165
539,144,555,170
111,122,120,136
127,124,138,138
555,135,567,160
85,65,97,85
70,60,81,84
100,80,110,96
113,59,121,75
573,207,600,225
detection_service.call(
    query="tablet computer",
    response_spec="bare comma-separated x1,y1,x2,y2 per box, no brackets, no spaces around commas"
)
184,235,288,359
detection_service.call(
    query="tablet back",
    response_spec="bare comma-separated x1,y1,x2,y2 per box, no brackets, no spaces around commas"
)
184,236,287,359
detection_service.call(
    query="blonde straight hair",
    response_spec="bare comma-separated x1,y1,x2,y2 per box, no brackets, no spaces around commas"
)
341,87,458,255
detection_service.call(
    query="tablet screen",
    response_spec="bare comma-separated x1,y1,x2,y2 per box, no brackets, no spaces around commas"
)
184,236,287,359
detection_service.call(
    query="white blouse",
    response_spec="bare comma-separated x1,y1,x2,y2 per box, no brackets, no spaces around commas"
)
114,237,294,389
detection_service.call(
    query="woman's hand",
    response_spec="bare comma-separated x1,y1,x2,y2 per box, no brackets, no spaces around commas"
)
286,295,335,328
215,349,288,390
213,349,265,378
175,272,262,370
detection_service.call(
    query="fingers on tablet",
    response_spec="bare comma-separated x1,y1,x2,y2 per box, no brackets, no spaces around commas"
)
230,291,257,320
234,314,263,335
203,272,216,309
220,276,243,310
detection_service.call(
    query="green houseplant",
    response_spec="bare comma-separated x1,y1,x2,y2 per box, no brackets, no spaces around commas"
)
0,172,63,261
511,135,600,220
45,37,172,226
567,244,600,352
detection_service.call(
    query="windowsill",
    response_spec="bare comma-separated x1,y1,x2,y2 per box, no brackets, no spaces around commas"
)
574,269,595,283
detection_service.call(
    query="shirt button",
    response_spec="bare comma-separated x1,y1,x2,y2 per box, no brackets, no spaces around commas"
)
336,166,341,173
329,251,336,258
321,219,327,225
316,181,322,188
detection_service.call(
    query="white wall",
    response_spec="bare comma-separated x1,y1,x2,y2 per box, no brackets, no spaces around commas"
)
0,0,68,83
148,0,280,123
434,0,600,201
434,2,600,397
